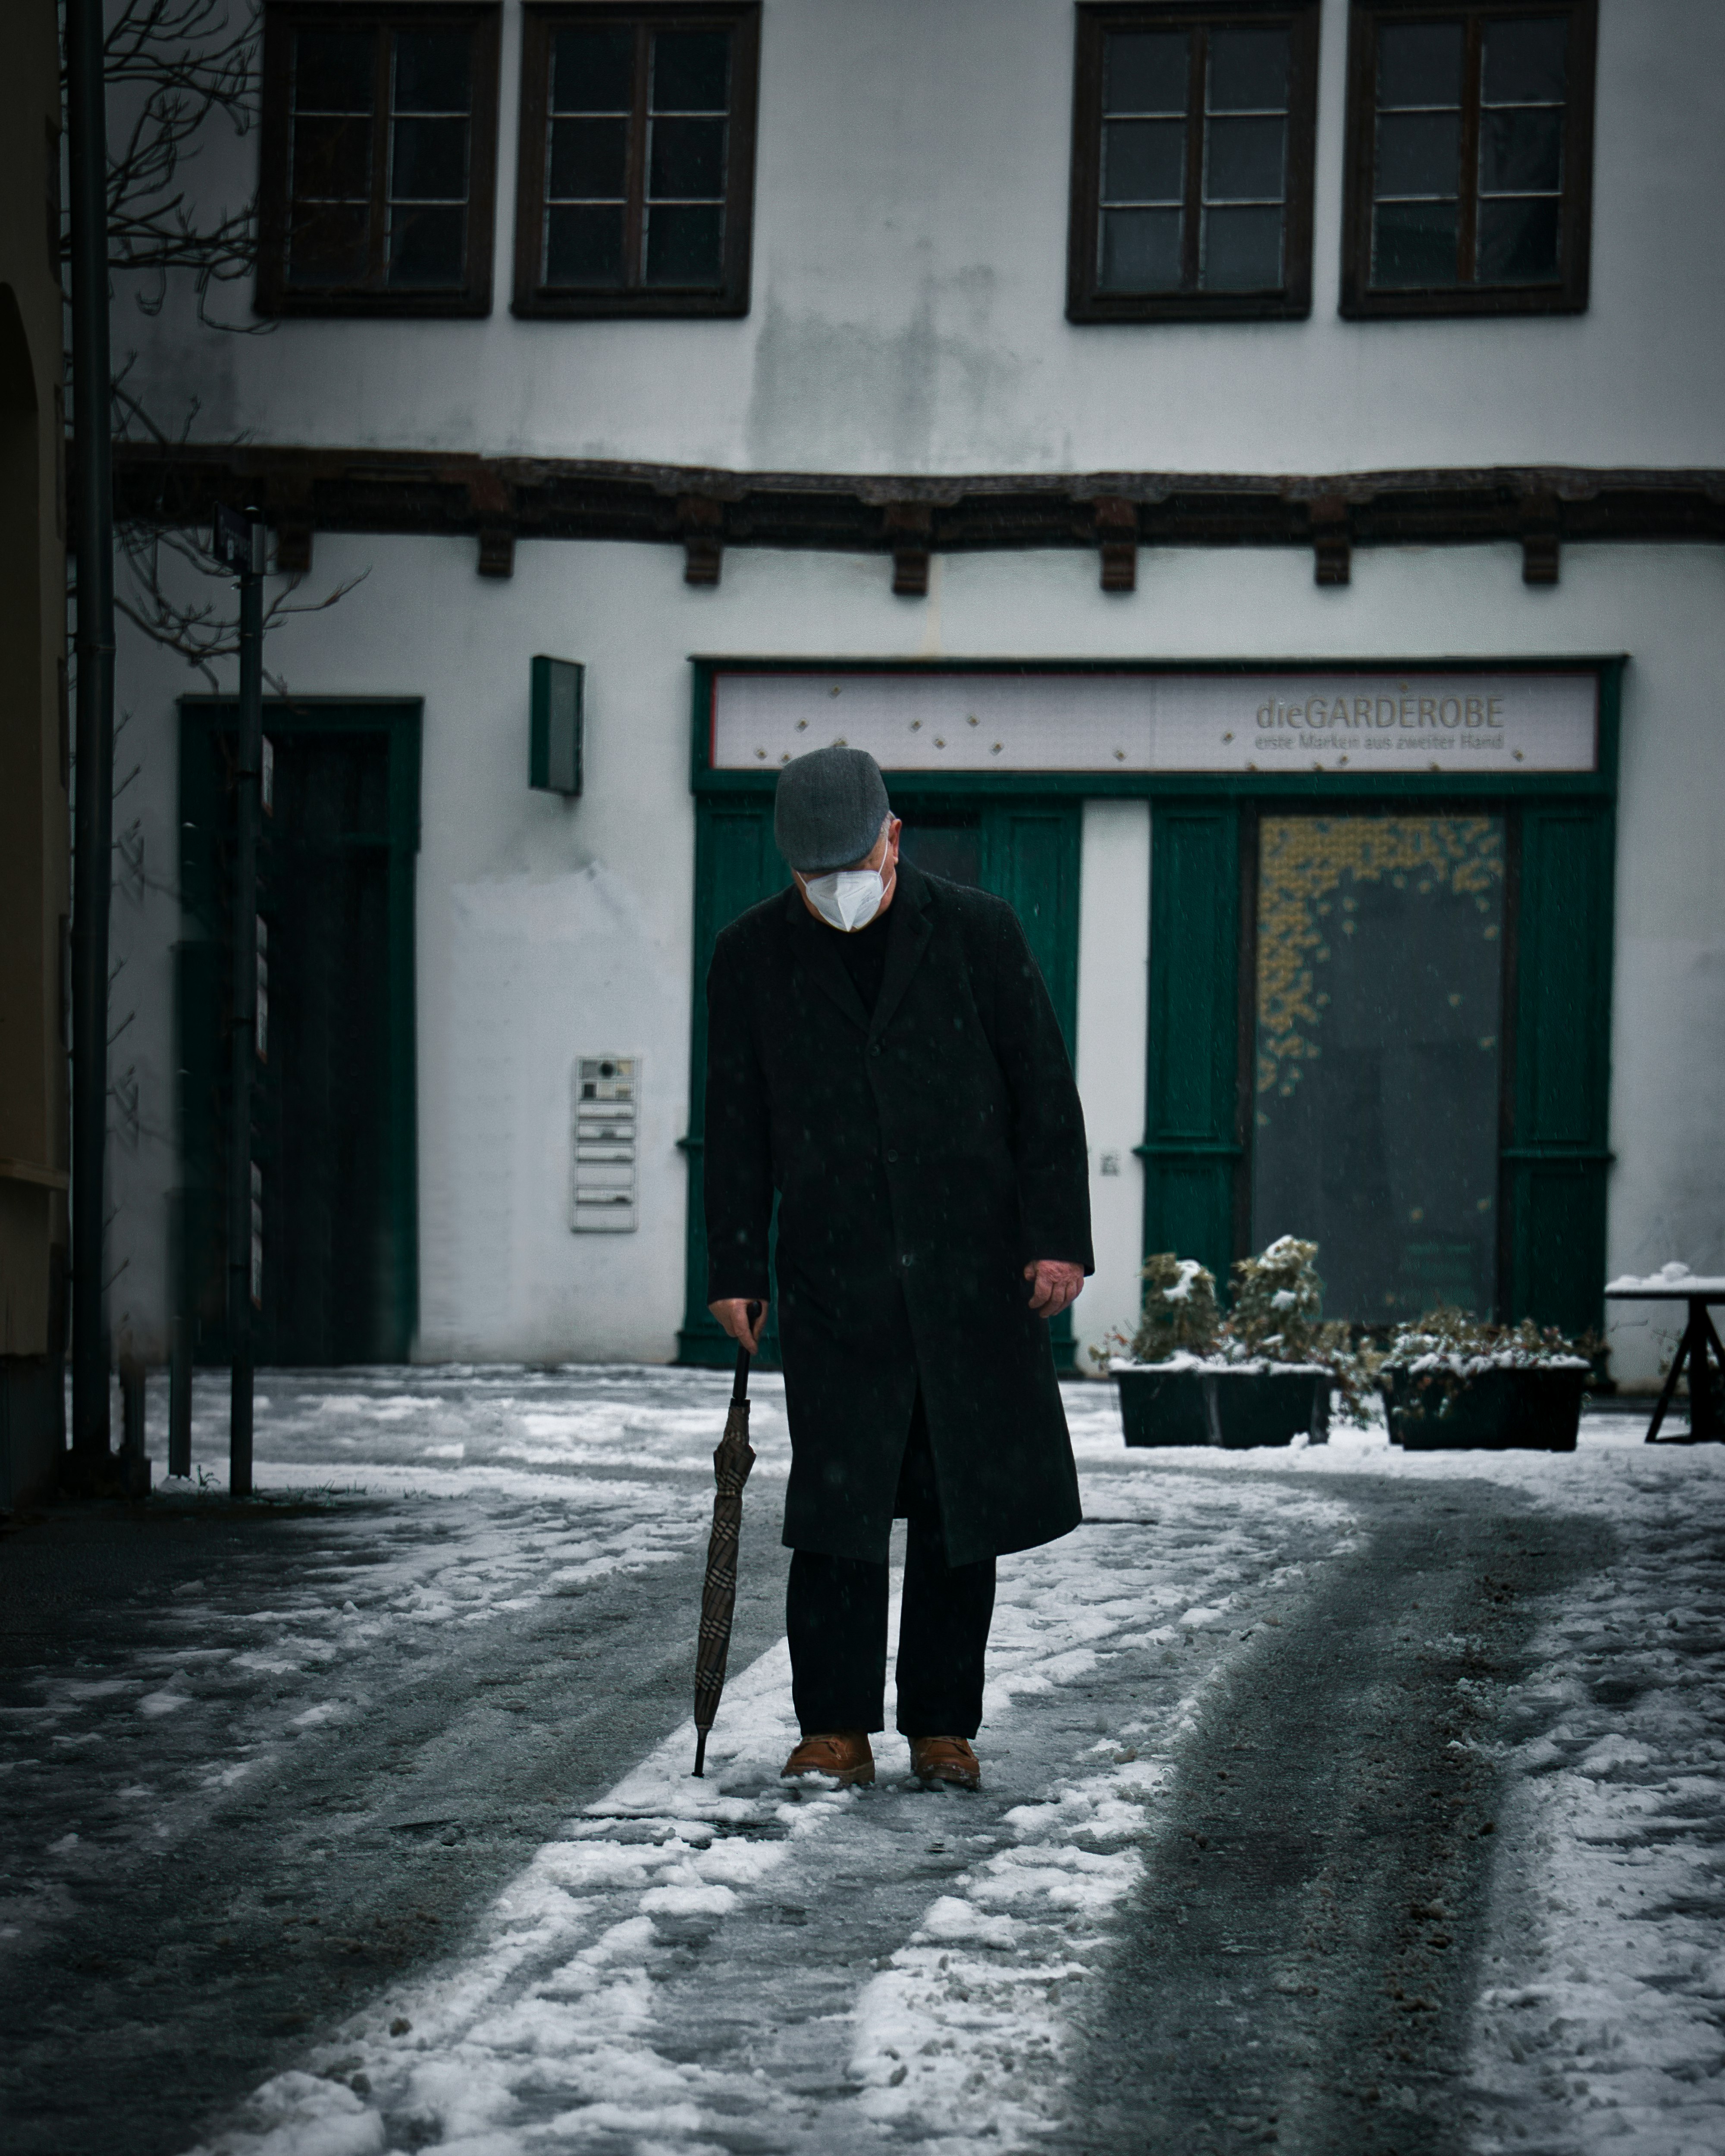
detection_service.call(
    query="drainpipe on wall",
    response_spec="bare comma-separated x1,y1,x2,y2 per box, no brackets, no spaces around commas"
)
64,0,116,1465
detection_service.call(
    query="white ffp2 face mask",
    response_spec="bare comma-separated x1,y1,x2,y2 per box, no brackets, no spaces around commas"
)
801,865,888,933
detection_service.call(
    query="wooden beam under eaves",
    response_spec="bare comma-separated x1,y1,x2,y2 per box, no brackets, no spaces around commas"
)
105,447,1725,586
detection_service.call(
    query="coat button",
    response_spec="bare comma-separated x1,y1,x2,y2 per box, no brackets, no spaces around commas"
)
887,1149,899,1163
869,1042,881,1056
900,1254,913,1267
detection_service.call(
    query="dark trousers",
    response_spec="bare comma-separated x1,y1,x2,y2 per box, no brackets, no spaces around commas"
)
787,1396,996,1739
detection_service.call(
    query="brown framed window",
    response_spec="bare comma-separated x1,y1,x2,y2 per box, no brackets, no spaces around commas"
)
513,3,761,318
1339,1,1597,317
257,3,502,317
1068,2,1321,323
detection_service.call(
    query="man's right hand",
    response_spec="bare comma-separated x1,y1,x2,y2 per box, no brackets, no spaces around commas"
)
709,1298,769,1354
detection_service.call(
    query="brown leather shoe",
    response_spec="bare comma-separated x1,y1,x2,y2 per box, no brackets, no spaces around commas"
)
781,1731,875,1786
909,1736,981,1790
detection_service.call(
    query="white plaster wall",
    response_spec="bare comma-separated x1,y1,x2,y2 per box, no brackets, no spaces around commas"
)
1074,800,1151,1373
118,0,1725,475
108,534,1722,1377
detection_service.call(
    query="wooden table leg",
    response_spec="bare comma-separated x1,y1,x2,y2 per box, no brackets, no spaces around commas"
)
1695,1305,1725,1442
1647,1300,1725,1444
1644,1319,1690,1444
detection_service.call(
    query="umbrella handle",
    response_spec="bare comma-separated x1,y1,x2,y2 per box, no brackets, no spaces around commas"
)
730,1300,762,1405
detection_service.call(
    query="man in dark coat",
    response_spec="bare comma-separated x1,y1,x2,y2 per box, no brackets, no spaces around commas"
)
704,745,1093,1791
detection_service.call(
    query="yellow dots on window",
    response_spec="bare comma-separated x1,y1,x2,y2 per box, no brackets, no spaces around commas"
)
1409,1207,1424,1222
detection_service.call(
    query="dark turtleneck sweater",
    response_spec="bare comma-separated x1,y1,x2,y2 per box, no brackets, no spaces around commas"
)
831,899,894,1015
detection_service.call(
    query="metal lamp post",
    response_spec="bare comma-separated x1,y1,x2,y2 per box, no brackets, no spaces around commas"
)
213,505,265,1497
65,0,116,1466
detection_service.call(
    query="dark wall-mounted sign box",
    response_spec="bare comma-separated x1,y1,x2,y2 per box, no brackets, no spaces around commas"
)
530,656,584,796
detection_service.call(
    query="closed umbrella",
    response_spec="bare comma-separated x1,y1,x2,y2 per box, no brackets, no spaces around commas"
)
693,1303,761,1777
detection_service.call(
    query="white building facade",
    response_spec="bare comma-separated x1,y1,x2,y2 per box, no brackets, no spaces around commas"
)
107,0,1725,1387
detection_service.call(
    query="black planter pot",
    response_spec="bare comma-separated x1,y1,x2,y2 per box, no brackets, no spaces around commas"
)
1379,1364,1585,1451
1117,1365,1330,1450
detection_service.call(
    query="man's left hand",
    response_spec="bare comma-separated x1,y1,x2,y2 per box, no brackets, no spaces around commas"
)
1024,1259,1085,1319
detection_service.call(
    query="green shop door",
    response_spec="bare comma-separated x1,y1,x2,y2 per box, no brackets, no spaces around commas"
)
178,700,421,1366
1143,798,1613,1338
679,795,1081,1366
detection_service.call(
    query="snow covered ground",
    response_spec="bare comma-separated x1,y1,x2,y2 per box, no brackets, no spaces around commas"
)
9,1370,1722,2154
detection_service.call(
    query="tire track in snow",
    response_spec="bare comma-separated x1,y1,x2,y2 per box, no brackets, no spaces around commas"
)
185,1475,1355,2155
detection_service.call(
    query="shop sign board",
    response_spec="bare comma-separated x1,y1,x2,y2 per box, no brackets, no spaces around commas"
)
710,668,1599,775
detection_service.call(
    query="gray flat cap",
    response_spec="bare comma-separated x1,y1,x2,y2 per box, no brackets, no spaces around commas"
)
773,745,891,872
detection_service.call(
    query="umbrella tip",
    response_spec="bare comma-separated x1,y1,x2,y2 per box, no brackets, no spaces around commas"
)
693,1730,707,1778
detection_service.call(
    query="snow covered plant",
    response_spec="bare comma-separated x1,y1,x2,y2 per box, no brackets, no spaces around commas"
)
1224,1237,1372,1422
1109,1237,1372,1422
1379,1306,1593,1403
1121,1253,1223,1363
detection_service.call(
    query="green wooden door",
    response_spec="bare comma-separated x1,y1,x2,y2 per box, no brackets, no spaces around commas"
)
178,701,420,1366
677,799,793,1364
679,794,1082,1366
1504,805,1615,1336
1142,802,1244,1294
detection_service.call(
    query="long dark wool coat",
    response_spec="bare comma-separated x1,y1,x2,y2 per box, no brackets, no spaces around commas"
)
703,860,1093,1567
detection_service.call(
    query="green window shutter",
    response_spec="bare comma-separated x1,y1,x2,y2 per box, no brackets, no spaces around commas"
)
678,799,793,1365
1504,805,1615,1335
1142,803,1242,1292
983,803,1081,1053
981,802,1082,1364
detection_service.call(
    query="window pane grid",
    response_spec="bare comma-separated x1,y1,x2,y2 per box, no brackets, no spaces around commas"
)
1201,26,1290,292
1095,26,1187,292
644,31,728,287
543,25,635,288
1475,14,1566,283
540,20,733,295
386,29,473,289
286,28,376,287
285,21,479,294
1369,8,1568,292
1095,20,1290,300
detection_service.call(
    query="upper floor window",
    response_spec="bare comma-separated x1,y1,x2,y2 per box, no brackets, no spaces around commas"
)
257,3,502,316
513,3,762,318
1340,0,1597,317
1067,2,1320,323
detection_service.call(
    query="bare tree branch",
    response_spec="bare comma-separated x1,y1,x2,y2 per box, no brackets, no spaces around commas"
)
114,521,369,694
63,0,263,331
66,6,367,679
